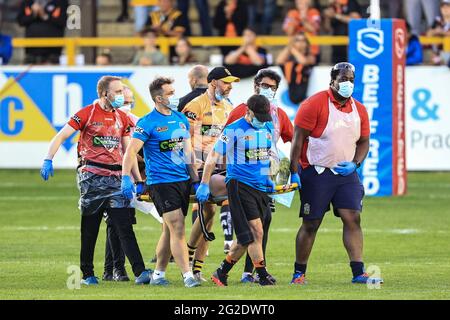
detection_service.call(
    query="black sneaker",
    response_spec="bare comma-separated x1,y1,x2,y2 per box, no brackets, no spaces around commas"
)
113,268,130,282
102,271,113,281
211,270,228,287
150,255,157,263
259,275,276,286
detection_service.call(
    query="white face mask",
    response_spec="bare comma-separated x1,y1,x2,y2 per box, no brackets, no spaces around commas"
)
337,81,354,98
259,87,276,102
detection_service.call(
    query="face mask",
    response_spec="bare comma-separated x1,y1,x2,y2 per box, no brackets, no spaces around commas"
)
259,87,275,102
251,117,266,129
108,94,125,108
166,95,179,110
215,88,224,102
337,81,354,98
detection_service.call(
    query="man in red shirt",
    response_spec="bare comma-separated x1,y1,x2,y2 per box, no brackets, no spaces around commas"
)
40,76,151,285
225,68,294,283
289,62,383,285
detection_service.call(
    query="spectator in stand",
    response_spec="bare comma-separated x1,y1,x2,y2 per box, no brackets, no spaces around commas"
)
131,0,158,33
427,0,450,65
177,0,213,36
406,23,423,66
405,0,440,36
247,0,276,35
283,0,321,63
132,29,168,66
213,0,249,57
171,37,198,65
323,0,362,64
224,27,268,79
17,0,68,65
117,0,130,22
144,0,186,37
276,32,316,105
178,65,209,112
380,0,403,19
96,50,113,66
144,0,187,62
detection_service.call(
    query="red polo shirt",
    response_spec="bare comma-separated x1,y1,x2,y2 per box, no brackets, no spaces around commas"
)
294,88,370,168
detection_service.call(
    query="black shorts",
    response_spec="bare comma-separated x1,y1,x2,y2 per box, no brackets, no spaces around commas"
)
226,179,270,246
148,180,191,217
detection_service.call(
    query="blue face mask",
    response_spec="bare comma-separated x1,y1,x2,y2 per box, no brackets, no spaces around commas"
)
259,87,275,102
337,81,354,98
251,117,266,129
167,95,179,110
108,94,125,108
215,89,224,102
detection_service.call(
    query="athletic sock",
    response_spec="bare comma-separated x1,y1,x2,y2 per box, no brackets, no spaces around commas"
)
350,261,365,278
253,260,269,280
220,204,233,242
192,259,204,274
152,270,165,280
294,262,307,274
218,255,236,274
187,244,196,262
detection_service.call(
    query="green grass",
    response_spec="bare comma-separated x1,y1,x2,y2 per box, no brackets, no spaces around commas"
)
0,170,449,300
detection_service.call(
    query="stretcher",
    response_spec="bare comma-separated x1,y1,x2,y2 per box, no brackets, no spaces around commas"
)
137,183,299,242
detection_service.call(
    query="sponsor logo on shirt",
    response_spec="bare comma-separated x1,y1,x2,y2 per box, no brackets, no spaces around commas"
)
91,121,103,126
156,126,169,133
179,122,186,130
243,135,254,141
219,133,229,144
245,148,270,161
135,126,145,134
72,115,81,125
92,136,120,149
159,137,184,152
184,111,197,120
201,124,223,137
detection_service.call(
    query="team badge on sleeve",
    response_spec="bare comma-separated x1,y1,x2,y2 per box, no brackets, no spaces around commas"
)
219,133,229,144
135,126,144,134
72,114,81,125
184,111,198,120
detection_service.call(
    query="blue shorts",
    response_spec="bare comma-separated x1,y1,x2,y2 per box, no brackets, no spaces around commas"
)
299,166,364,220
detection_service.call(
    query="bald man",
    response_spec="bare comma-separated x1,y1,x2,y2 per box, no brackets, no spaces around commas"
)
178,65,209,112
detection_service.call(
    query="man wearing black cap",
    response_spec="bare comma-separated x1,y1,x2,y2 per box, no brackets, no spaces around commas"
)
181,67,240,282
196,94,277,286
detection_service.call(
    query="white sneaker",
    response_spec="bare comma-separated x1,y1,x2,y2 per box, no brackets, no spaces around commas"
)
194,272,207,282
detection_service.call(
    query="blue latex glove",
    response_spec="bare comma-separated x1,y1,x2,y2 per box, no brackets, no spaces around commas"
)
191,181,200,194
266,178,276,193
121,175,135,200
40,159,54,181
135,181,145,196
196,183,210,203
333,161,357,176
290,172,301,189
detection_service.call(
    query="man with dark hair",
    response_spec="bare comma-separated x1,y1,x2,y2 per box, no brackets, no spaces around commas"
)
197,94,277,286
224,68,293,283
289,62,383,285
122,76,201,288
40,75,152,285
